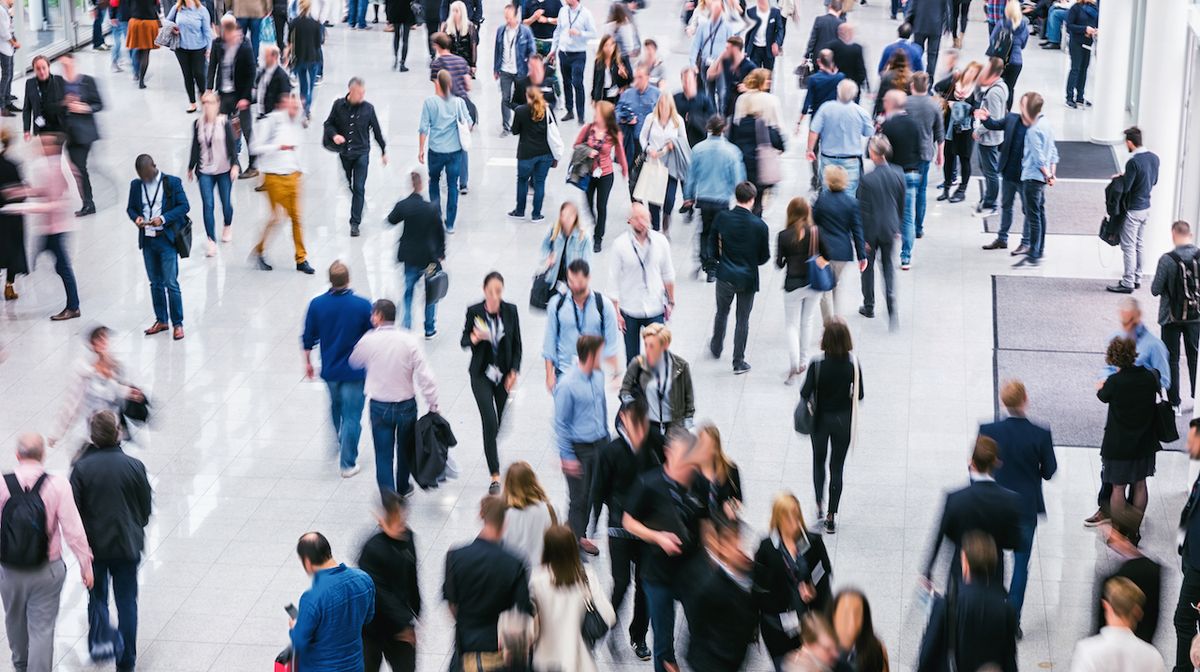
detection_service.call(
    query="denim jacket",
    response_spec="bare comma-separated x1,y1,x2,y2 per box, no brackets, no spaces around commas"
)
540,227,592,285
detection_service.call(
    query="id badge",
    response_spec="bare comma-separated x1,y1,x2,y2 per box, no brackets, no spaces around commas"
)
780,611,800,636
144,228,157,237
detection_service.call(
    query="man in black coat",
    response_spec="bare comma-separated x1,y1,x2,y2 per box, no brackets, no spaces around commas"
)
324,77,387,237
857,135,905,328
827,23,867,100
905,0,948,75
683,517,757,672
254,44,292,119
804,0,844,62
387,170,445,337
22,55,64,139
208,18,258,177
70,411,152,672
358,491,420,672
59,53,103,217
708,181,770,375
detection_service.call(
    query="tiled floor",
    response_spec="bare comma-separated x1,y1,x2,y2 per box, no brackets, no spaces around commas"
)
0,0,1188,670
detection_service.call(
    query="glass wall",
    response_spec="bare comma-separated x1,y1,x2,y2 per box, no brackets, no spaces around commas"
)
1127,0,1148,119
1177,29,1200,225
12,0,102,72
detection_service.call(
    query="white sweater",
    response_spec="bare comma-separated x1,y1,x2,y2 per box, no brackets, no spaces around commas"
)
530,567,615,672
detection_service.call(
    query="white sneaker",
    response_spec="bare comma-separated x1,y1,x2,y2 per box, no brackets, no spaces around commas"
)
1175,405,1183,417
221,226,233,242
340,464,361,478
205,240,217,257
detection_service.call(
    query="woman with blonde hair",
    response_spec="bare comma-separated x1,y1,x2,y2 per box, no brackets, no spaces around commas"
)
989,0,1030,110
733,68,783,128
777,196,830,385
166,0,212,112
509,87,555,221
539,202,592,293
441,0,478,72
753,492,833,670
501,461,557,567
529,525,615,672
638,93,689,233
696,423,742,516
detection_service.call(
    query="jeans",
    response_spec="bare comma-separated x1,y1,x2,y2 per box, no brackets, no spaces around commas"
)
0,53,12,110
621,312,665,366
1119,208,1150,288
1175,566,1200,672
560,51,587,118
1021,180,1046,259
296,62,320,115
915,160,930,235
913,32,941,75
647,177,678,231
237,17,262,57
515,154,553,216
0,560,66,672
348,0,368,27
427,149,463,230
470,373,508,475
901,170,921,262
92,4,107,47
369,398,417,496
812,410,851,513
197,171,234,241
1164,323,1200,407
402,264,438,336
67,143,94,208
89,558,139,672
327,379,366,470
711,280,756,365
643,580,677,672
142,239,183,325
174,47,206,104
1008,517,1036,622
41,233,79,311
784,286,821,371
586,172,615,243
1067,39,1091,103
996,178,1028,245
111,20,127,65
565,439,603,539
340,152,369,226
861,235,897,318
819,155,863,197
1046,7,1067,43
499,71,517,130
609,536,650,645
977,144,1001,208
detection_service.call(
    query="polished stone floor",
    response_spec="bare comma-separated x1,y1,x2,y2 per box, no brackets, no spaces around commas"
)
0,0,1188,670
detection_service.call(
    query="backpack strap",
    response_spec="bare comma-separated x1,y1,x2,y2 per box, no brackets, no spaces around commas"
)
594,291,605,337
2,473,18,496
29,474,48,496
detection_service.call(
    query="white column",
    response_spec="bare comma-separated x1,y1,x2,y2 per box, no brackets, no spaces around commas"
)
1089,0,1134,143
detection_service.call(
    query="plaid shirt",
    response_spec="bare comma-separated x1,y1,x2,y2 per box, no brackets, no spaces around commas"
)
985,0,1006,23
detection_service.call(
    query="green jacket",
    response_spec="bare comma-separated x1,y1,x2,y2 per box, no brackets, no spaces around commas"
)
620,351,694,424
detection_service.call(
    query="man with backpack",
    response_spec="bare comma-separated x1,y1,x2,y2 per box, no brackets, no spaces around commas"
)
0,432,93,672
541,259,621,391
1151,220,1200,416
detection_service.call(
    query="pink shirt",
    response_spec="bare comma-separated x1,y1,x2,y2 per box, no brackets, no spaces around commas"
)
0,461,93,574
349,325,439,406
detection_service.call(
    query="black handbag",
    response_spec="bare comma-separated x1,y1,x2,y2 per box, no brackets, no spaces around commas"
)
529,268,555,310
793,361,819,434
1155,393,1180,443
1099,214,1124,247
425,265,449,303
580,581,610,649
173,216,193,258
122,389,150,424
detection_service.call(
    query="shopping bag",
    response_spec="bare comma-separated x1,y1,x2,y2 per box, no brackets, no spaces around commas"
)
631,158,669,205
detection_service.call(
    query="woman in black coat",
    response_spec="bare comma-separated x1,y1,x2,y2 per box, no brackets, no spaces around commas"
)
460,272,522,494
753,492,833,672
386,0,417,70
1097,336,1160,541
591,35,632,105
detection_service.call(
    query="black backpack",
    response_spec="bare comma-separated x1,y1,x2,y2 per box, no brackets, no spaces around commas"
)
554,290,606,342
0,474,49,568
986,23,1014,63
1169,251,1200,322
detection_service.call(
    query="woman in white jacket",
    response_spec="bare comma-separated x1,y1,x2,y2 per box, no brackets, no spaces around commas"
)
530,525,616,672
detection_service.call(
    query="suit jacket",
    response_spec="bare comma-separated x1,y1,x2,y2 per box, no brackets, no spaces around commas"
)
492,23,535,80
905,0,950,37
916,582,1017,672
63,75,103,146
828,40,868,89
387,193,445,266
683,559,758,672
126,174,191,250
255,65,292,115
591,55,632,102
207,37,256,102
709,206,770,292
857,162,905,243
805,12,845,60
460,300,522,377
752,533,833,658
925,479,1022,586
745,6,784,51
22,75,65,136
69,443,152,560
1096,366,1160,461
981,416,1056,520
813,190,866,261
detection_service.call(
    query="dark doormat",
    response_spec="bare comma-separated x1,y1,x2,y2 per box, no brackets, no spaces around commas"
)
981,181,1107,237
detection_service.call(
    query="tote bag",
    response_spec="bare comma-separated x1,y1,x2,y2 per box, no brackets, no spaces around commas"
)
547,112,565,161
456,99,473,152
632,157,669,205
755,117,782,186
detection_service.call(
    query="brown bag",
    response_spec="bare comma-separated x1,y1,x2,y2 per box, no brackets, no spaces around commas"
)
461,651,507,672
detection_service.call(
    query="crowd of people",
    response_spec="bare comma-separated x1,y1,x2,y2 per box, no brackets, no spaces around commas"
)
2,0,1199,670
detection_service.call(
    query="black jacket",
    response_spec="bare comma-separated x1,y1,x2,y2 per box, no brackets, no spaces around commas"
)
752,533,833,657
916,581,1017,672
980,417,1057,519
776,226,832,291
288,15,324,64
813,189,866,261
828,40,868,90
387,193,445,266
674,91,716,148
460,300,522,377
22,75,65,136
1095,555,1161,644
805,12,845,60
207,37,256,102
591,55,632,102
510,105,552,160
69,443,152,561
745,6,785,52
255,65,292,115
188,117,239,173
709,206,771,292
1097,366,1160,461
590,433,661,530
924,480,1022,587
905,0,950,37
728,116,783,187
323,98,386,156
62,75,104,146
358,529,421,637
684,558,758,672
857,162,906,243
413,412,456,489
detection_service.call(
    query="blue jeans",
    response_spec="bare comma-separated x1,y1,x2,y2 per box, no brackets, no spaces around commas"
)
142,239,182,325
402,265,438,336
369,398,417,495
111,20,127,65
340,152,369,226
901,169,921,262
977,144,1001,208
915,160,930,236
237,17,262,57
643,580,677,672
89,558,139,672
348,0,368,26
819,155,863,197
427,149,463,230
559,51,587,119
1046,7,1067,43
996,178,1029,245
197,171,233,241
296,62,319,115
1008,517,1037,622
41,233,79,311
515,154,553,216
1022,179,1047,258
327,379,366,469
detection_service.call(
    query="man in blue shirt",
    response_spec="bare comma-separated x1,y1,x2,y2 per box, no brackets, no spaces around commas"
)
683,115,746,282
807,79,872,197
877,22,924,73
554,334,610,555
617,65,660,171
1015,94,1058,266
978,92,1033,255
290,532,375,672
302,261,374,477
548,0,596,121
542,259,620,388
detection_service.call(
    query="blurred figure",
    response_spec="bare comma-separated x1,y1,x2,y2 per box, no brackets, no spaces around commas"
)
289,532,376,671
1071,577,1164,671
0,124,24,303
1094,512,1161,645
538,203,592,297
126,154,190,340
50,326,143,447
500,461,556,567
697,423,741,517
830,590,889,672
58,53,102,218
785,614,841,672
21,55,63,141
1174,419,1200,672
207,18,257,175
386,169,445,338
357,491,420,672
251,94,312,274
683,517,757,672
10,132,79,320
462,272,522,492
529,525,615,672
553,334,610,556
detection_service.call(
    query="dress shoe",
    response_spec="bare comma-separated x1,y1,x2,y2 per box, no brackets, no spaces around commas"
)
1041,42,1060,50
255,255,273,271
459,186,469,195
1010,244,1030,256
144,321,169,335
825,513,836,534
579,538,600,555
172,325,185,340
238,168,259,179
982,239,1008,250
1083,509,1109,527
487,480,500,495
3,283,15,300
398,64,409,72
936,190,951,202
1077,98,1092,107
0,110,13,118
916,231,924,239
350,224,360,237
6,104,21,113
733,360,751,375
75,203,96,217
593,240,602,254
1106,283,1134,294
50,308,80,321
858,306,875,318
296,261,315,274
948,190,967,203
562,111,575,121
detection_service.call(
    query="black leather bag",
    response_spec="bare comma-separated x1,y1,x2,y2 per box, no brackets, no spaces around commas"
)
1099,214,1124,247
173,216,193,259
529,268,555,310
425,266,449,303
581,582,610,649
1156,395,1180,443
793,361,819,435
122,389,150,424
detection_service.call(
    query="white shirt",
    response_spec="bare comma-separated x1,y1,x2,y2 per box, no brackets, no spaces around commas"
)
139,173,165,236
251,110,306,175
500,25,518,74
1069,627,1164,672
0,4,13,57
609,230,675,318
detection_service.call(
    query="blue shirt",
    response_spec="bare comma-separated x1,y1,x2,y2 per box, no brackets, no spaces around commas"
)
419,95,468,154
877,39,923,74
810,100,873,157
302,288,374,382
801,70,844,116
1101,322,1170,390
167,5,213,51
549,3,596,54
291,564,376,672
683,134,746,202
1020,116,1058,183
690,16,735,67
541,290,619,372
553,365,609,458
617,85,660,143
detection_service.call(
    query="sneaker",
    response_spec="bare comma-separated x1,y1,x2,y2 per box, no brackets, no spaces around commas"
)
1175,405,1183,417
973,206,998,218
858,306,875,318
531,213,546,223
733,361,751,375
341,464,361,478
425,330,437,340
488,480,501,495
256,255,273,271
900,261,911,271
1083,509,1109,527
296,261,315,274
459,186,469,195
1010,244,1030,256
593,240,602,254
982,239,1008,250
948,190,967,203
507,209,525,220
500,129,510,138
632,640,651,661
562,111,575,121
825,514,836,534
1077,99,1093,108
1066,99,1078,109
239,168,259,179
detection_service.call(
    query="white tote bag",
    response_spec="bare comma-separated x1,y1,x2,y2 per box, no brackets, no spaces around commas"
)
632,158,669,205
456,98,473,152
547,112,565,162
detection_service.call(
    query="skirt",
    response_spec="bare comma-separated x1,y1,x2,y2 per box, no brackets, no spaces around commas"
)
126,18,161,50
1102,454,1157,485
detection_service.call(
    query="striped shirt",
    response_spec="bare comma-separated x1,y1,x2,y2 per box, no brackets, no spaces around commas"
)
430,54,471,98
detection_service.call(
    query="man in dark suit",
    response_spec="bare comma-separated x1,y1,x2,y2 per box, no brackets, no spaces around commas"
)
22,55,63,140
744,0,784,74
857,135,905,328
1173,419,1200,672
905,0,947,75
803,0,844,62
125,154,190,340
683,517,757,672
827,23,867,99
979,379,1056,634
208,18,258,177
59,53,102,217
923,436,1022,591
387,170,445,338
708,181,770,375
254,44,292,119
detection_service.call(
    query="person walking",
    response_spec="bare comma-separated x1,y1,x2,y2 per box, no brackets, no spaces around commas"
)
806,80,872,198
0,128,25,304
289,0,323,119
972,58,1008,216
554,334,610,556
386,170,445,337
125,0,159,88
1071,577,1165,671
11,133,79,321
989,0,1028,111
126,154,189,341
616,63,658,172
812,166,866,319
1151,220,1200,415
442,1,479,76
110,0,130,72
610,203,675,365
549,0,597,122
0,433,93,672
683,517,758,672
323,77,388,237
537,202,592,296
857,135,904,327
1097,336,1160,543
70,411,152,672
902,73,943,245
499,461,555,563
508,87,554,222
1108,126,1160,294
683,115,746,283
461,272,522,493
387,0,417,70
828,24,867,98
620,324,694,453
1013,92,1057,266
878,22,924,73
418,70,470,232
744,0,783,74
575,100,627,252
709,182,769,375
251,95,313,273
495,4,534,133
59,53,102,218
673,68,716,148
188,91,239,256
638,93,689,234
302,260,373,478
777,197,829,385
167,0,213,113
879,89,937,271
358,492,420,672
726,69,781,216
529,525,616,672
1064,0,1098,109
802,0,843,65
934,62,981,204
207,17,257,176
254,45,292,123
290,532,376,672
49,327,144,447
829,590,890,672
904,0,946,75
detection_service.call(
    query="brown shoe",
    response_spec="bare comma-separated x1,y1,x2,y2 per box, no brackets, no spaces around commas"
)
1010,244,1030,256
981,239,1008,250
1083,509,1109,527
144,321,169,336
49,308,80,321
579,538,600,556
3,283,16,300
172,325,185,340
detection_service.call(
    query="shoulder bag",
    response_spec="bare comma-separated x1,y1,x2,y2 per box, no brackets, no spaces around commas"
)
580,572,610,649
456,98,474,152
424,264,449,303
755,117,782,186
173,214,194,259
1155,389,1180,444
793,359,820,435
805,227,836,292
546,111,565,161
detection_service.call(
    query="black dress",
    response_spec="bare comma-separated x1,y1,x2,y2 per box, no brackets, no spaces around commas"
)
0,155,28,279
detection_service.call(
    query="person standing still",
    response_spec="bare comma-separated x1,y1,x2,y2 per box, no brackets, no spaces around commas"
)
1108,126,1160,294
548,0,596,121
1013,92,1057,267
126,154,190,341
709,182,769,375
324,77,388,237
302,261,374,478
495,4,535,135
554,334,610,556
972,58,1008,217
386,170,445,338
0,0,18,117
59,52,103,218
1150,221,1200,415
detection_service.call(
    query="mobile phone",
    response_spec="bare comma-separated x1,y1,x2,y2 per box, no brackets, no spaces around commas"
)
285,603,298,619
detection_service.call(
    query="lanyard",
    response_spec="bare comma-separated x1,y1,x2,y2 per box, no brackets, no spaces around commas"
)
572,294,588,332
142,179,162,219
566,7,579,30
703,19,723,56
630,236,649,288
505,28,517,56
654,355,670,421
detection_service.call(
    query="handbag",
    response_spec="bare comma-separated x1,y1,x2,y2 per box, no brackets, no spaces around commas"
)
456,100,474,152
273,645,294,672
795,59,814,89
173,216,194,259
632,156,669,205
1155,392,1180,443
424,265,449,303
1098,214,1123,247
580,576,610,649
755,118,782,186
529,267,555,310
154,20,180,50
87,598,124,662
547,112,565,161
793,360,820,434
410,0,425,24
805,228,837,292
122,388,151,424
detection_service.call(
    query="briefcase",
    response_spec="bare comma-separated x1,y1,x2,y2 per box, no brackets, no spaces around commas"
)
425,266,449,303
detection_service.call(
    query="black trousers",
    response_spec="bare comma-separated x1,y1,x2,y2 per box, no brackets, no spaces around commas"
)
586,172,615,243
273,9,288,50
860,235,897,316
943,132,974,190
66,142,93,207
711,280,755,365
950,0,971,37
1164,322,1200,407
913,32,941,75
219,92,255,168
393,22,411,63
697,200,727,272
470,372,508,476
363,632,416,672
565,439,604,539
1174,565,1200,672
812,410,852,514
1001,62,1022,111
174,47,206,104
747,44,775,74
425,18,439,56
609,535,650,644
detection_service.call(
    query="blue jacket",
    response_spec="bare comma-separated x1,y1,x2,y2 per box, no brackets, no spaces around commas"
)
980,112,1028,183
980,417,1056,520
290,564,376,672
1066,2,1098,46
877,40,923,74
801,70,845,116
493,23,535,79
683,134,746,202
126,174,190,250
539,226,592,286
989,18,1029,66
302,289,374,382
812,190,866,262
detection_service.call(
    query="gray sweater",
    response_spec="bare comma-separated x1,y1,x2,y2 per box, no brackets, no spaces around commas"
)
976,80,1008,147
905,93,945,163
1151,244,1200,325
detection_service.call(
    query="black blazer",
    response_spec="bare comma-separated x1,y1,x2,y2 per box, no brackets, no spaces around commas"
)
857,162,906,243
980,416,1056,519
591,55,632,102
812,189,866,262
916,582,1017,672
188,117,239,173
386,193,445,266
460,300,522,377
684,558,758,672
745,6,784,51
905,0,949,38
1096,366,1160,461
69,444,152,561
728,116,783,187
804,12,845,60
22,75,65,135
924,480,1022,587
63,75,103,146
255,66,292,115
752,533,833,658
207,37,256,102
709,206,771,293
